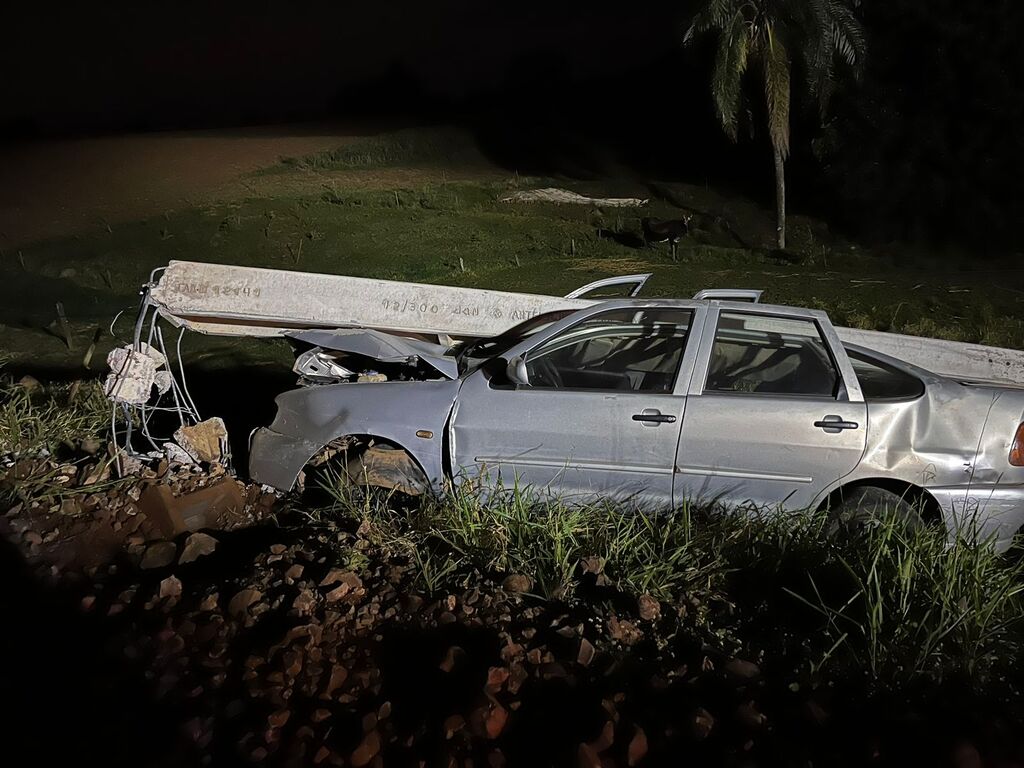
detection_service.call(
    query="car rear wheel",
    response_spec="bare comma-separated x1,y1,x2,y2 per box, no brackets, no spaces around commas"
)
827,486,927,537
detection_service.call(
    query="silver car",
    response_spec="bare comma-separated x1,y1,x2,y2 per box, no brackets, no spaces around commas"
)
250,297,1024,549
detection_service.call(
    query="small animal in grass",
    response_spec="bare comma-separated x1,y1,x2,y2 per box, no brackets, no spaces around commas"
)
641,215,693,261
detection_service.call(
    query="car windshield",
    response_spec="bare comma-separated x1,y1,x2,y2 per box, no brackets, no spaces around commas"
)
457,309,577,372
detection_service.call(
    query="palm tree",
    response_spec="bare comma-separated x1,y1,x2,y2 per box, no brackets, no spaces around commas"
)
684,0,865,249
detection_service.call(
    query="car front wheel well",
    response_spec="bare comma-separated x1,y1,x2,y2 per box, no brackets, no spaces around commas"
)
305,434,429,496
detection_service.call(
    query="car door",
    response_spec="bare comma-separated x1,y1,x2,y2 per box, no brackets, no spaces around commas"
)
674,306,867,510
451,304,703,508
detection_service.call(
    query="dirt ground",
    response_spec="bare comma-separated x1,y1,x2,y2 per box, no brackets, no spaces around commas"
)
0,123,363,249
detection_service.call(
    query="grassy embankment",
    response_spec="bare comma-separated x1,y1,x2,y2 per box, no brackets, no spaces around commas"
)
2,378,1023,692
2,127,1022,377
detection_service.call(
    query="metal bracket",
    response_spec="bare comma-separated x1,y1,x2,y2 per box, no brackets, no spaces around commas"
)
565,273,653,299
691,288,763,303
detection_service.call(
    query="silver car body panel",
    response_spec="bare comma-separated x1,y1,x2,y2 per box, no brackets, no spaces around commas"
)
808,345,1024,548
674,303,868,510
248,379,460,492
249,297,1024,548
448,302,708,508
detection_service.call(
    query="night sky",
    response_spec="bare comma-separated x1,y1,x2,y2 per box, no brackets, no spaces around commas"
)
1,2,687,134
3,1,1023,249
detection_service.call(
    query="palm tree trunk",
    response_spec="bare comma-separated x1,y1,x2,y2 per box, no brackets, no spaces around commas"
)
773,144,786,250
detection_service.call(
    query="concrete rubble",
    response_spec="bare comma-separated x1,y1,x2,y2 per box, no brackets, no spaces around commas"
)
500,187,650,207
104,343,172,405
173,417,229,465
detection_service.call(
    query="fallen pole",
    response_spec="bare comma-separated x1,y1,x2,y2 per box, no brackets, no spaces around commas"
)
148,260,606,339
142,260,1024,386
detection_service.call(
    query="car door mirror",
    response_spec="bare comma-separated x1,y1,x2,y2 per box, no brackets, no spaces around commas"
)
506,355,530,386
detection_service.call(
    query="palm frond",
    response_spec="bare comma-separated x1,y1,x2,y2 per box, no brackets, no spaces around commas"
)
683,0,742,45
763,25,791,158
798,0,865,113
710,11,750,141
826,0,867,75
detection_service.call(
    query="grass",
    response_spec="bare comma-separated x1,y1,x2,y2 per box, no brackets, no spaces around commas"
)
0,377,129,507
790,514,1024,680
321,476,731,604
318,475,1024,687
4,172,1024,372
275,126,486,171
0,378,110,457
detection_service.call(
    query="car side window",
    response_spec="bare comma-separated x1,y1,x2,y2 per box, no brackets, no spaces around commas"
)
706,312,840,396
524,308,692,393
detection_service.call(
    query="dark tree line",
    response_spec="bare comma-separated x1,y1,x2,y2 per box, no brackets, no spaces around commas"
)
805,0,1024,253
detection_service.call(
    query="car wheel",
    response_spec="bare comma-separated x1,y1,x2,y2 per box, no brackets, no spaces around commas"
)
827,486,926,537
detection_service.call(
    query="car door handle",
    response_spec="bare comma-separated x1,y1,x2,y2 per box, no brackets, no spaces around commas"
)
814,415,859,433
632,409,677,425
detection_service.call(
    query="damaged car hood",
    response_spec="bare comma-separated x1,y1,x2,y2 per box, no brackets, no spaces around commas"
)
286,328,460,380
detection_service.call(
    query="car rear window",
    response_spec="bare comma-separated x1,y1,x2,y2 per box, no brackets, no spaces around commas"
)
846,349,925,400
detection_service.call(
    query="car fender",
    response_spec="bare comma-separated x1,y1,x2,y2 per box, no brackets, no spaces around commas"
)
249,379,461,491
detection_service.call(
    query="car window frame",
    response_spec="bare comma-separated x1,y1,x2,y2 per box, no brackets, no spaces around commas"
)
690,305,864,403
844,347,926,402
487,303,706,397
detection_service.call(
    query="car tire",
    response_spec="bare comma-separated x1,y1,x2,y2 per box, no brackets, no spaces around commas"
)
827,486,926,537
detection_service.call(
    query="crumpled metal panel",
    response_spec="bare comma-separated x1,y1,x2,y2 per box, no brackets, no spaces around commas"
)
812,352,1024,548
286,328,458,380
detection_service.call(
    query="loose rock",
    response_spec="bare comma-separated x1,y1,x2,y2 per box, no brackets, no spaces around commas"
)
628,726,648,766
228,588,262,618
141,541,177,569
502,574,533,594
178,532,218,564
159,575,183,600
725,658,761,680
638,594,661,622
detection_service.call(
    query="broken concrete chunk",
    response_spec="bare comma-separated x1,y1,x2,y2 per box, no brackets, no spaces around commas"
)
179,532,218,564
153,370,173,396
104,344,166,405
163,442,195,466
116,450,157,477
500,187,648,207
174,417,228,464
